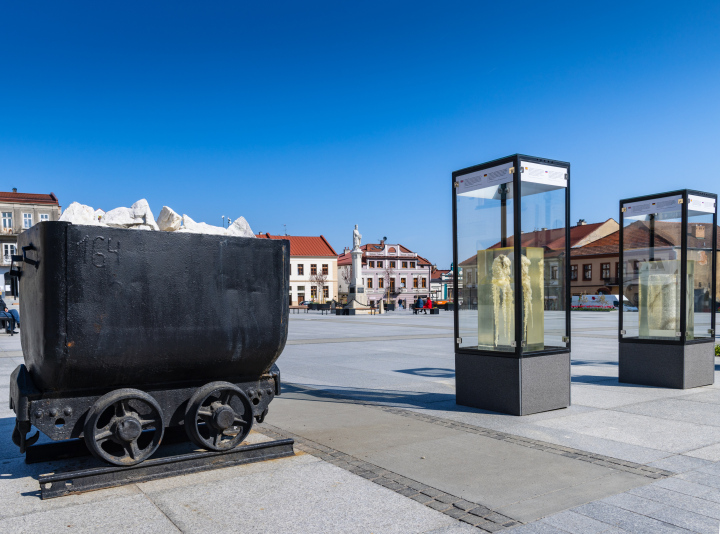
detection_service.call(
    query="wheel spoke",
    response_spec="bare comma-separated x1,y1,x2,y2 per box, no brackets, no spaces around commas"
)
213,432,224,447
197,409,212,418
233,417,247,426
115,400,127,418
138,418,159,428
125,440,140,460
220,391,233,404
95,430,113,442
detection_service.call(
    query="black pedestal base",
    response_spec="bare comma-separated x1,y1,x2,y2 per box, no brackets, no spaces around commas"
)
455,352,570,416
619,341,714,389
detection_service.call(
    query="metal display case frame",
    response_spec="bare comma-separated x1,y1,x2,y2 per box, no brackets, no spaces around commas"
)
452,154,571,415
619,189,718,389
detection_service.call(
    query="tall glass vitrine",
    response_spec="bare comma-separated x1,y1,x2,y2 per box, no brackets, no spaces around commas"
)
619,190,717,389
452,154,571,415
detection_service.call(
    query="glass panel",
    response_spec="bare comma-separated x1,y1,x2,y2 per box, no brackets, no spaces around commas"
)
687,195,716,339
457,165,515,351
519,184,567,351
621,195,684,340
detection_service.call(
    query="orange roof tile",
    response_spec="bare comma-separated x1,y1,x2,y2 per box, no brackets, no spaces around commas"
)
0,191,59,205
255,233,337,257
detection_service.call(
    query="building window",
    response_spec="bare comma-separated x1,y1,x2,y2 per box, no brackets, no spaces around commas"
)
551,266,558,280
377,261,383,268
40,214,50,222
583,264,592,281
368,261,374,268
378,278,384,289
421,278,426,288
310,264,317,275
401,277,406,287
390,261,396,268
322,264,328,276
390,278,395,291
2,212,12,230
601,263,610,279
367,279,373,289
570,265,578,281
402,261,407,268
311,286,317,299
413,278,418,288
616,262,620,279
410,262,416,268
323,287,329,299
23,213,32,229
3,243,16,264
297,264,304,275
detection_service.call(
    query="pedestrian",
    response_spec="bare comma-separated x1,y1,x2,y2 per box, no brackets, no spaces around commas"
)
0,296,20,334
424,296,433,314
415,296,424,315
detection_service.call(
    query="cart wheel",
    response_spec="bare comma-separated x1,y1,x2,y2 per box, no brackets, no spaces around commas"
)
83,389,164,466
184,382,253,451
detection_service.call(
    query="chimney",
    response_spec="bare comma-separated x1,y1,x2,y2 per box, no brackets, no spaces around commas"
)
12,188,17,193
577,219,586,226
694,225,706,239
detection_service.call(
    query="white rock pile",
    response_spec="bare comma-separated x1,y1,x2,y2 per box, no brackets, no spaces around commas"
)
58,200,255,238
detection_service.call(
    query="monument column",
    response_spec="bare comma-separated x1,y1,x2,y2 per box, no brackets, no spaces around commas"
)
348,225,367,306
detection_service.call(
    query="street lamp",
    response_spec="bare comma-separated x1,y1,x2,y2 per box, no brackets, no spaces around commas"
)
222,216,226,228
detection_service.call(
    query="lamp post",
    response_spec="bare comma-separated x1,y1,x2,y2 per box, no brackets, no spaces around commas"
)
222,216,226,228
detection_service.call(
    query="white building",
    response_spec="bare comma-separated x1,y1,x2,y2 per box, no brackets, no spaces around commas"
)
1,189,62,296
338,240,433,305
256,233,338,304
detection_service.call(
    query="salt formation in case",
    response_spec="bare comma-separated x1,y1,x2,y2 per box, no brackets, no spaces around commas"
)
453,154,570,416
619,190,717,389
476,247,545,352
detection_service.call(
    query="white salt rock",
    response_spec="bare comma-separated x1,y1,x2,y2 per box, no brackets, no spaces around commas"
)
226,216,255,238
129,225,154,230
178,215,226,235
59,202,104,225
105,207,139,227
131,199,159,230
157,206,182,231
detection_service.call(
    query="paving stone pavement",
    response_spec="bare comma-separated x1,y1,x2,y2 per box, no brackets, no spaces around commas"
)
1,309,720,532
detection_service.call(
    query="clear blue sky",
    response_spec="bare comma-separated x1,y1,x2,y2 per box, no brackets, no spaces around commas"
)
2,1,719,265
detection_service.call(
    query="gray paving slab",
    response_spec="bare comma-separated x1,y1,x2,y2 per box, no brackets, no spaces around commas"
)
541,509,614,533
144,453,463,534
267,394,650,521
627,484,720,520
0,493,179,533
572,500,693,533
646,454,716,473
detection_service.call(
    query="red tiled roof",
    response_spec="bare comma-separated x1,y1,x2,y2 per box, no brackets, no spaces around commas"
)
0,192,59,205
431,269,450,280
255,234,337,257
490,221,611,251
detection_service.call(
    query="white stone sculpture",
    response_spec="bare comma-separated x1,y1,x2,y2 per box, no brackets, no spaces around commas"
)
179,215,226,235
59,202,105,225
131,199,159,230
353,224,362,251
226,216,255,238
156,206,182,232
491,254,513,346
521,255,532,338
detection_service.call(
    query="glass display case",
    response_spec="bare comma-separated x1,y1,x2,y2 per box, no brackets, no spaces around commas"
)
619,190,717,389
452,154,571,415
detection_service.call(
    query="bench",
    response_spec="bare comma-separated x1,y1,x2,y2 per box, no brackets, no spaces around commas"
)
0,316,16,335
289,305,308,314
413,307,439,315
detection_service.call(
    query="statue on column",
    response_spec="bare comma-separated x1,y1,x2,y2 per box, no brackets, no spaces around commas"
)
353,224,362,251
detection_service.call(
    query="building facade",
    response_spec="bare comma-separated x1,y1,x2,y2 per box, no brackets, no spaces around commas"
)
256,233,338,304
338,241,433,305
459,219,618,309
1,190,61,295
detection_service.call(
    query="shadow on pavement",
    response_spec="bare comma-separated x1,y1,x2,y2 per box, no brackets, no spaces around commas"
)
393,367,455,378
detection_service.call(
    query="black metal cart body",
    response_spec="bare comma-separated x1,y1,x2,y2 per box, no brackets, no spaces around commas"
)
9,222,289,465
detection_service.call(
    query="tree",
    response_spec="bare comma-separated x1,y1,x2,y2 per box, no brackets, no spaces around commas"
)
310,273,328,303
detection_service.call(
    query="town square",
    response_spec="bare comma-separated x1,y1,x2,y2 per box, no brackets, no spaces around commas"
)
2,1,720,533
